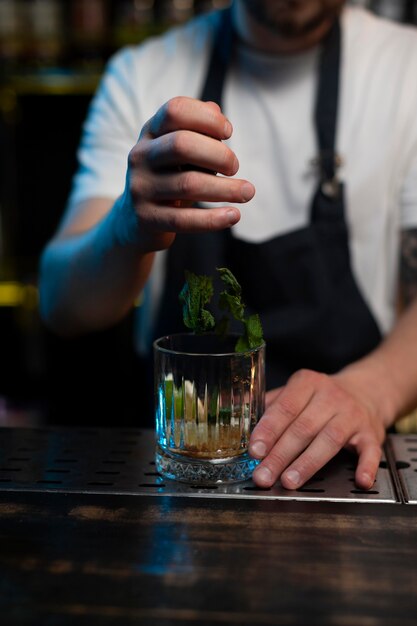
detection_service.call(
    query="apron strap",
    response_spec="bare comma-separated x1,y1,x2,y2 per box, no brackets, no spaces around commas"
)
314,19,343,198
202,9,343,201
200,6,234,106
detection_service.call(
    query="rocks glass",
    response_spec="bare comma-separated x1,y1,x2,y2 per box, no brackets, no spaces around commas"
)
154,332,265,485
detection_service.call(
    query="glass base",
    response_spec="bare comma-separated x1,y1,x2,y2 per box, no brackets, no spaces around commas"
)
156,445,259,485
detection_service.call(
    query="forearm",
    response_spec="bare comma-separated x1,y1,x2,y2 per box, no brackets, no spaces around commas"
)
39,197,155,336
39,98,254,336
337,297,417,429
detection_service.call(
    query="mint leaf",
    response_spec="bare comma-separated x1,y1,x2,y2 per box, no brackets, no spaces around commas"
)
245,313,264,349
179,267,264,350
235,334,250,353
218,267,245,322
218,291,245,322
217,267,242,296
179,270,215,333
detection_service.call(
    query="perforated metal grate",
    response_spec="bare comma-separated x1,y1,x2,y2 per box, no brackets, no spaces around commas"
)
0,427,405,503
385,434,417,504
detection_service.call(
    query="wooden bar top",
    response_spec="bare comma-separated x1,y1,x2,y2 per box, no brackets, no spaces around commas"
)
1,490,417,625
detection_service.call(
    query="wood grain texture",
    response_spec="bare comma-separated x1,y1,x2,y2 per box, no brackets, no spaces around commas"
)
1,492,417,625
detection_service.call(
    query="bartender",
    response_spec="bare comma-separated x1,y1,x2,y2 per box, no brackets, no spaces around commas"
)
39,0,417,491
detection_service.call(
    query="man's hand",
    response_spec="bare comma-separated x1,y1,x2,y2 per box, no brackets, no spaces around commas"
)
117,96,255,253
249,368,388,491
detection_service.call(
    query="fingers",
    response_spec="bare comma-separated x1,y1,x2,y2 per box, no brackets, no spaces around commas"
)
145,130,238,176
141,96,232,141
265,387,283,409
278,413,349,490
138,204,242,235
249,369,318,460
125,96,255,252
128,162,254,240
354,435,382,490
249,369,386,491
132,169,254,205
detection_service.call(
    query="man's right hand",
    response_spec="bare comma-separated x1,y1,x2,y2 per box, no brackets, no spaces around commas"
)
117,96,256,253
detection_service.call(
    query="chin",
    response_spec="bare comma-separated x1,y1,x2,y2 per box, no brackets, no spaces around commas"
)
242,0,345,39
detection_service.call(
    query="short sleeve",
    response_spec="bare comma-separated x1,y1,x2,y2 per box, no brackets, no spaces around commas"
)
66,47,142,208
400,137,417,229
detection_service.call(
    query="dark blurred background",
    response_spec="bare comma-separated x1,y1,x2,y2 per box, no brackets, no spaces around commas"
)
0,0,416,428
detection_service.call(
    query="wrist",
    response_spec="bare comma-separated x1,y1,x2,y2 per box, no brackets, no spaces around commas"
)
335,354,401,430
113,191,175,253
112,192,142,248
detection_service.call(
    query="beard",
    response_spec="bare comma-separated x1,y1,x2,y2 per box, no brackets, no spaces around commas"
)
242,0,345,38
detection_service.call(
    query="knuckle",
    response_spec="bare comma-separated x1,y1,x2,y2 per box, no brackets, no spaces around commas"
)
277,396,299,422
128,142,147,170
150,97,188,136
265,448,289,472
291,414,317,441
295,454,321,480
127,145,139,169
129,174,141,199
323,422,346,449
165,96,184,123
293,368,328,388
256,412,280,438
130,175,151,202
129,177,154,203
140,204,158,229
376,422,386,442
165,210,185,232
179,170,198,197
204,211,216,230
170,132,189,159
368,441,383,458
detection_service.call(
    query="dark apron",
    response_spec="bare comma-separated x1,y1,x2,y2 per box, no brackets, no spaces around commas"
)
154,7,382,390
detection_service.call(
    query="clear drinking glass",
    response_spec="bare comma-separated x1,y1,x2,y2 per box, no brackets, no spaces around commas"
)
154,332,265,485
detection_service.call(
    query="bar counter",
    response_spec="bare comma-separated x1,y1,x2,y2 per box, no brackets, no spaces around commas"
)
1,427,417,625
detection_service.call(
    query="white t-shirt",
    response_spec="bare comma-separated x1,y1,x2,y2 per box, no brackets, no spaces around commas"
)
66,6,417,350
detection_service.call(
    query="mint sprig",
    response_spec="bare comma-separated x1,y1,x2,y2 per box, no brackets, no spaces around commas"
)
179,270,215,334
179,267,264,352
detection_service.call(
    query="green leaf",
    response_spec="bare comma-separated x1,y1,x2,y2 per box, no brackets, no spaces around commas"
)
217,267,242,296
179,267,264,350
217,267,246,323
235,335,250,353
245,313,264,349
218,291,245,322
179,271,215,334
234,315,264,353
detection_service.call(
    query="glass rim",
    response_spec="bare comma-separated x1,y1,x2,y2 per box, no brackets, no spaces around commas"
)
153,332,266,357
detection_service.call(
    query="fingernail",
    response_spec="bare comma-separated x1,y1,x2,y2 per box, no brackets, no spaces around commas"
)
253,466,273,486
360,473,374,489
227,209,239,225
250,440,267,458
242,182,254,202
224,120,232,137
283,470,300,488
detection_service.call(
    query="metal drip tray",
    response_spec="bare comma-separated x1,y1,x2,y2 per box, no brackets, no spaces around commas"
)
386,434,417,504
0,426,404,503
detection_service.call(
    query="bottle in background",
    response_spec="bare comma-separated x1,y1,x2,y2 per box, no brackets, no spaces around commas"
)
0,0,23,72
70,0,109,69
22,0,65,68
153,0,195,29
194,0,230,14
112,0,156,48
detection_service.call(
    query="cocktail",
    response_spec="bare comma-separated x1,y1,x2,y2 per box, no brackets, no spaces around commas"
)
153,267,265,485
154,332,265,484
